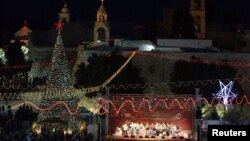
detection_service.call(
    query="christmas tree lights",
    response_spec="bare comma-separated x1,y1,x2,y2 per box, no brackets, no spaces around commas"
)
37,20,80,130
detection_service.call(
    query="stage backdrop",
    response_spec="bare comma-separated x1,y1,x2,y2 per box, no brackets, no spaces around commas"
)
108,96,194,137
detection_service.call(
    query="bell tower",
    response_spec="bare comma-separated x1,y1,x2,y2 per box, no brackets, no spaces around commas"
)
94,0,110,45
59,3,70,23
190,0,206,38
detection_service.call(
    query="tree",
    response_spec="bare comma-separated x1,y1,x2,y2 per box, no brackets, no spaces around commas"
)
4,40,32,79
172,4,196,38
202,104,250,124
0,56,4,83
38,21,80,130
202,105,220,120
74,52,145,94
1,42,32,99
169,56,242,97
223,105,243,124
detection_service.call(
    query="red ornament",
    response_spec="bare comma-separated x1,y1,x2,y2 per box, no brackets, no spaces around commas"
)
55,20,64,30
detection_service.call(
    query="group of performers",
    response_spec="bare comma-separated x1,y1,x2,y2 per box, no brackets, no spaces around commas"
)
114,121,182,138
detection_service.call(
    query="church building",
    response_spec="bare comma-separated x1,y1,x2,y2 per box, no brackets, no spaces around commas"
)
28,0,111,78
29,0,109,47
189,0,206,38
15,21,32,45
94,0,110,46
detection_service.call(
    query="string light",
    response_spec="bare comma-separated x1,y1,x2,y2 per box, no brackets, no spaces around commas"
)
134,51,250,68
0,51,134,71
2,50,250,71
0,52,136,101
77,51,136,94
2,45,250,118
108,77,249,89
0,59,76,71
1,95,249,115
2,76,250,91
36,20,81,130
97,96,250,115
0,89,87,100
10,101,79,115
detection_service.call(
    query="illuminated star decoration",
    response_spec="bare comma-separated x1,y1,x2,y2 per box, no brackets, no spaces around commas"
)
55,20,64,30
213,81,238,110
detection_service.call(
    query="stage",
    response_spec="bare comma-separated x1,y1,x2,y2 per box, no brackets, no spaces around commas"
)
108,135,192,141
106,95,194,141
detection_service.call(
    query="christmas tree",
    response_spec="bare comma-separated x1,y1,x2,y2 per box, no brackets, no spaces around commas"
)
37,20,80,130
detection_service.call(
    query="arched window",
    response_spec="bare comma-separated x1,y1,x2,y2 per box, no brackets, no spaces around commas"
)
97,28,106,42
62,18,66,23
194,15,201,32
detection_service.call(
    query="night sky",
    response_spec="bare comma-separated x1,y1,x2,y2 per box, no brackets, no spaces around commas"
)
0,0,169,30
0,0,250,31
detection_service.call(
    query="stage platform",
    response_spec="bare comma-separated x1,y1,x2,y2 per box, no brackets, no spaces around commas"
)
108,136,192,141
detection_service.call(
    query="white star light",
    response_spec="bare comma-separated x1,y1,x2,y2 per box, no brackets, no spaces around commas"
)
213,81,238,109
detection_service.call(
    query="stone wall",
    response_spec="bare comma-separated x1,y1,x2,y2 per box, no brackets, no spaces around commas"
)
29,47,250,96
78,51,250,96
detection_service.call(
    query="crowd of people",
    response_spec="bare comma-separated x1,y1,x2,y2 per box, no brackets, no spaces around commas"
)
114,121,188,138
0,104,96,141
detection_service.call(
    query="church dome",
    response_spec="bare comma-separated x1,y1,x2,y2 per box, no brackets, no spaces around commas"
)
61,4,69,13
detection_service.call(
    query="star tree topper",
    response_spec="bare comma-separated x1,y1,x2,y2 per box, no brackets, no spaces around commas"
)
55,20,64,30
213,81,238,110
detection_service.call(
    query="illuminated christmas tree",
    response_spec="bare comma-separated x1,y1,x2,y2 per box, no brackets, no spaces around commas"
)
37,20,80,130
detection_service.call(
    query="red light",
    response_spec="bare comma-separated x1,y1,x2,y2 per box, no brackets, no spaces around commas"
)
7,95,250,115
55,20,64,30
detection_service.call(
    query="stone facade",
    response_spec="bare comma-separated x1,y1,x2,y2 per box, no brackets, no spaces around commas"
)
77,50,250,96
